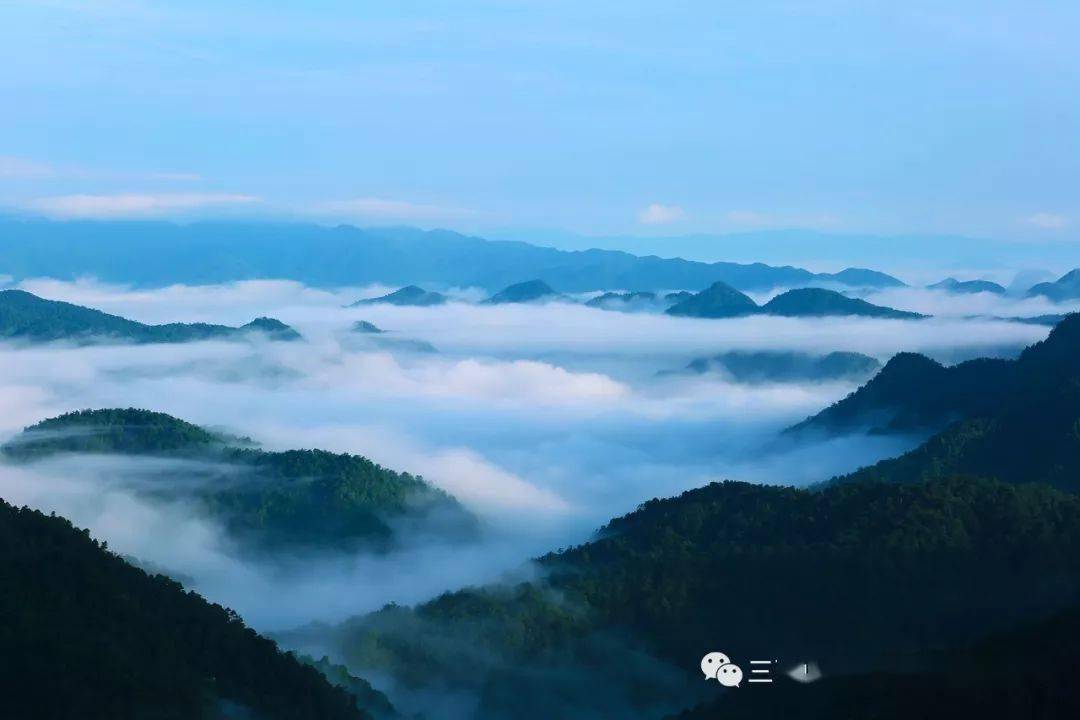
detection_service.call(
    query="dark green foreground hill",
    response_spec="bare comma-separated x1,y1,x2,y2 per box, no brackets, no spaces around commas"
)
297,476,1080,720
790,312,1079,436
0,497,384,720
4,408,478,553
833,316,1080,492
0,289,300,344
791,314,1080,493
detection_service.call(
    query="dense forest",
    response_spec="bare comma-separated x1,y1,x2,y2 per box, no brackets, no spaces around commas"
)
293,476,1080,719
790,311,1079,436
0,497,383,720
0,289,300,344
4,408,478,553
834,314,1080,492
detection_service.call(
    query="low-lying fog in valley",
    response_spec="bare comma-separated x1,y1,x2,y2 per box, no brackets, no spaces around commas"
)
0,277,1070,633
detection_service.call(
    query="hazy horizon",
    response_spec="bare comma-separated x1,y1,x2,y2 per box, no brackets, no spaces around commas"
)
3,2,1080,245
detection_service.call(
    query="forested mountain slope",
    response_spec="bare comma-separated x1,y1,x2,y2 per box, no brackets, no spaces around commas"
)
4,409,477,553
0,497,386,720
300,477,1080,719
789,312,1078,436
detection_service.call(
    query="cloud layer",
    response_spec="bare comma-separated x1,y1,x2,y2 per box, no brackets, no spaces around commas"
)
0,278,1070,631
28,193,259,218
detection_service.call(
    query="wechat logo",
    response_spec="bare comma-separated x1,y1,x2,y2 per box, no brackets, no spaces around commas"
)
700,651,743,687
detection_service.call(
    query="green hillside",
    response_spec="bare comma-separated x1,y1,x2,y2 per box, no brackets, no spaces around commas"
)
4,409,478,553
0,497,384,720
791,312,1078,438
303,476,1080,719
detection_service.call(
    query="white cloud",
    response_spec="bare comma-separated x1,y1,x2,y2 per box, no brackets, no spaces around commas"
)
0,277,1063,630
638,203,684,225
29,192,259,218
319,197,476,221
1025,212,1068,229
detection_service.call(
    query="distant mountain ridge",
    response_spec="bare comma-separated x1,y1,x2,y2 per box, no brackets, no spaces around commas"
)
0,289,300,344
665,280,759,318
929,277,1007,295
0,219,905,292
680,350,880,383
761,288,924,318
482,279,563,304
1027,269,1080,301
666,282,922,320
349,285,448,307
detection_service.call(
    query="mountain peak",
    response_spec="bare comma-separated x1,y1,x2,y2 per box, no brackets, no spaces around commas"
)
1026,268,1080,301
928,277,1006,294
483,279,561,304
5,408,224,460
665,281,758,318
762,288,924,319
350,285,448,307
240,317,302,340
1017,312,1080,371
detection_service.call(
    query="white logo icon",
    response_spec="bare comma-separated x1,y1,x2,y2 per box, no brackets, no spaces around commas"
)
700,651,730,678
700,651,742,687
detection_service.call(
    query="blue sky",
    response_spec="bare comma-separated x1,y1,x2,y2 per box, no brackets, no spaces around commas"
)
1,0,1078,243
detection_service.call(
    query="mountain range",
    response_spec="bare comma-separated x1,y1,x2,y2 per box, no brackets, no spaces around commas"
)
0,219,906,293
666,282,923,320
0,289,300,344
279,312,1080,719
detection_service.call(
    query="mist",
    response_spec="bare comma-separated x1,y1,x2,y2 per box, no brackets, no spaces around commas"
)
0,278,1068,634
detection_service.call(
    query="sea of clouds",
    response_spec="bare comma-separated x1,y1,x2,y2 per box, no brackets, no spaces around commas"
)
0,278,1071,631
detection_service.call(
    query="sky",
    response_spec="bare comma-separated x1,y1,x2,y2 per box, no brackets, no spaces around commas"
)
1,1,1079,244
